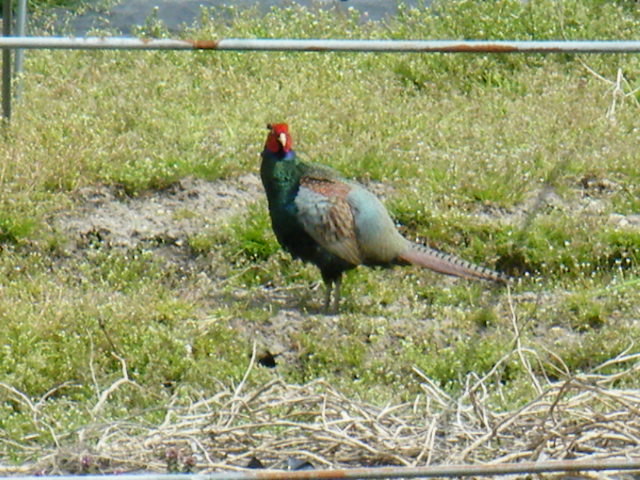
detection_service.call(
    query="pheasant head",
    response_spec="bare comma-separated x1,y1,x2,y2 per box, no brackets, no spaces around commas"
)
265,123,293,155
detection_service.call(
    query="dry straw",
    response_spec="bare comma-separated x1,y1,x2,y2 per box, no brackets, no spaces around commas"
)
2,344,639,476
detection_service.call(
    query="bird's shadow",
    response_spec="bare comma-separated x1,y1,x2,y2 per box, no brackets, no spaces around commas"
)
209,280,333,316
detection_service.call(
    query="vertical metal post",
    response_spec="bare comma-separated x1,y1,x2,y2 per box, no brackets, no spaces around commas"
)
15,0,26,76
2,0,11,122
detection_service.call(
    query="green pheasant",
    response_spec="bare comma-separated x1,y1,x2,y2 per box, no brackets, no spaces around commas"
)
260,123,508,312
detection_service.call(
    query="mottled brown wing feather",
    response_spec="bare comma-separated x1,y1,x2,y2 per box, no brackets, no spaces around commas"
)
294,177,362,266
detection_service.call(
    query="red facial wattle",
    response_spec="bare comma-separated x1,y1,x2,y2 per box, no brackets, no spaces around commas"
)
265,123,293,153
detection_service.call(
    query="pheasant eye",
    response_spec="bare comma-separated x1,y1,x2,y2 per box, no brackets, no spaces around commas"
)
266,124,273,130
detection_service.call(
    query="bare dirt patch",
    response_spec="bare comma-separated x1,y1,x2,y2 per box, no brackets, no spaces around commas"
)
54,174,262,251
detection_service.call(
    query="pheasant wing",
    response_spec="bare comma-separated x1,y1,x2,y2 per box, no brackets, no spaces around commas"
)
294,176,362,266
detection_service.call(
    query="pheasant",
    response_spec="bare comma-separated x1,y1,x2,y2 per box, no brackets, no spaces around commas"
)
260,123,508,313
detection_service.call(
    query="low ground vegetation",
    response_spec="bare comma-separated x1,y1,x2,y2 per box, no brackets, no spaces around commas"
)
0,0,639,473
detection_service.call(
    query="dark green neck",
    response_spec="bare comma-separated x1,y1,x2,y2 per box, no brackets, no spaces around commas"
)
260,150,304,207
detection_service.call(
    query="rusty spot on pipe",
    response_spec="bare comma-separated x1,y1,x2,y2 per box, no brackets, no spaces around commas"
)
188,39,220,49
256,469,347,480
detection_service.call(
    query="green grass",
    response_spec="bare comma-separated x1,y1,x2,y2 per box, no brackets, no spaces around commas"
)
1,0,640,468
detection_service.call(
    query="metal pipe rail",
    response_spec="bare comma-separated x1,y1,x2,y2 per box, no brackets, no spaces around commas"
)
2,458,640,480
1,38,640,52
2,37,640,120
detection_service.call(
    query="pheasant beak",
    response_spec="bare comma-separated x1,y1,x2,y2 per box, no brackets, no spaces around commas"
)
277,132,287,149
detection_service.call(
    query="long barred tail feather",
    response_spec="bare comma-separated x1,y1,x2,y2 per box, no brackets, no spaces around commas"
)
398,242,510,284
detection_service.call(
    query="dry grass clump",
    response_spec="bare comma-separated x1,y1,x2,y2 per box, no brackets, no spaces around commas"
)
4,349,638,476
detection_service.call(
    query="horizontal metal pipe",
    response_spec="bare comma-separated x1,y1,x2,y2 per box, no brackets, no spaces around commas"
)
1,458,639,480
0,37,639,53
